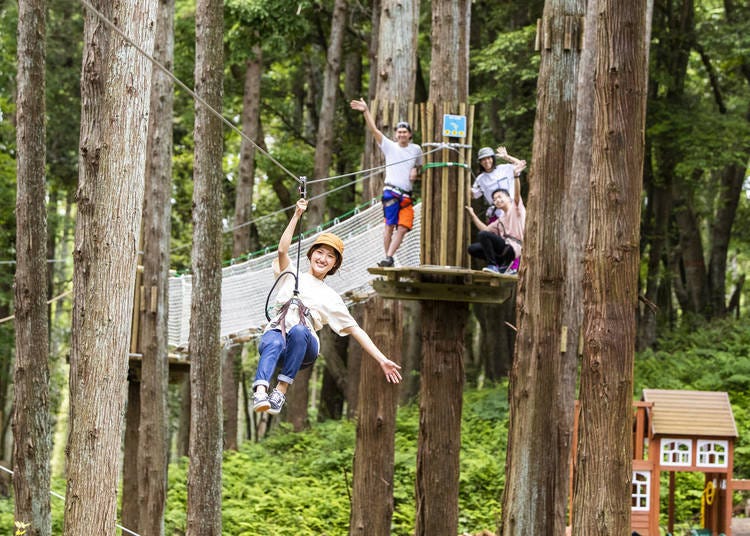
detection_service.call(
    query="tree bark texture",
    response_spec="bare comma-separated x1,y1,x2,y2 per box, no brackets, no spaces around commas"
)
121,379,140,531
349,296,402,536
308,0,348,227
137,0,174,532
429,0,470,102
501,2,585,535
414,301,467,536
13,0,51,533
234,44,262,257
572,1,651,534
65,1,156,534
186,0,224,533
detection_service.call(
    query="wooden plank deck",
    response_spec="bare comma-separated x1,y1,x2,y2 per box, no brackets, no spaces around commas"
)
367,264,516,304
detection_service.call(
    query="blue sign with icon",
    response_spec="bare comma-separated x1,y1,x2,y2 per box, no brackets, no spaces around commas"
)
442,114,467,138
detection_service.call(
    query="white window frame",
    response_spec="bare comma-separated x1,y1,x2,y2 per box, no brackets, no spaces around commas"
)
696,439,729,468
660,438,692,467
631,471,650,511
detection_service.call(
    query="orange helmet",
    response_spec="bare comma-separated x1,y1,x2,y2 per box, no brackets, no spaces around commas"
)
306,233,344,275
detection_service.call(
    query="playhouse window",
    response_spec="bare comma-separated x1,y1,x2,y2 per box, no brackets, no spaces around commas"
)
696,440,728,468
631,471,650,510
660,438,692,466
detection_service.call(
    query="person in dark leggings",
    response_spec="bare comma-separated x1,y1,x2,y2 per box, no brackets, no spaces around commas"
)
465,188,526,274
467,230,516,272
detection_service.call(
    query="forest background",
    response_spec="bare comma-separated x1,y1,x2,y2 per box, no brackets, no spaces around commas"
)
0,0,750,534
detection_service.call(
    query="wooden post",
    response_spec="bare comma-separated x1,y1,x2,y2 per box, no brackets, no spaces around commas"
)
419,102,473,267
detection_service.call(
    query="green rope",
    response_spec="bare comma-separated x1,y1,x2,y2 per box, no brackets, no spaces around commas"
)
422,162,470,170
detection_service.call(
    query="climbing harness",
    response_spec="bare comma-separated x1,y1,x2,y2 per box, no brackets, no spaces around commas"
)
264,177,310,333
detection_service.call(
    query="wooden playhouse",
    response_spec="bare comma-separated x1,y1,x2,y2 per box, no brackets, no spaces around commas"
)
629,389,750,536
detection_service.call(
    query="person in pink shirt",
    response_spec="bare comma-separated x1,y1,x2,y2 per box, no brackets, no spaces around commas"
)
465,188,526,275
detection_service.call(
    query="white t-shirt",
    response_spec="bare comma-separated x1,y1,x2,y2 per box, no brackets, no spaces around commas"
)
471,164,516,205
265,271,357,347
380,137,423,192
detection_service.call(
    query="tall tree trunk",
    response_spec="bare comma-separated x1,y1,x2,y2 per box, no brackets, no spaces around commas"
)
637,165,671,350
473,298,515,381
349,296,402,536
500,1,585,535
224,44,263,450
415,302,467,536
177,377,191,457
708,163,746,316
349,0,419,530
399,301,421,404
361,0,381,200
137,0,174,531
64,1,156,533
641,0,693,330
318,327,348,421
234,44,262,256
13,0,51,532
308,0,348,227
672,179,709,315
413,3,472,535
428,0,469,102
121,379,140,531
573,0,651,533
186,0,224,533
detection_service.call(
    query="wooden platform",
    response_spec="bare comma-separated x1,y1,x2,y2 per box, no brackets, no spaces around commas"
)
367,265,516,304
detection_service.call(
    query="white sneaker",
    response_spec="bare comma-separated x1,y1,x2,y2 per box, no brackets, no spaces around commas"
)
267,389,286,415
253,390,270,413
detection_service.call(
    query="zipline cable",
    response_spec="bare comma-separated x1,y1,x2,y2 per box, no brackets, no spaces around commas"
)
77,0,301,184
0,289,72,325
305,144,450,185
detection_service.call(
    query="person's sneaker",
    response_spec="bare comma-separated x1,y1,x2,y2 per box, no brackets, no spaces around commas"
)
253,390,270,413
482,264,500,273
378,256,395,267
267,388,286,415
504,266,518,275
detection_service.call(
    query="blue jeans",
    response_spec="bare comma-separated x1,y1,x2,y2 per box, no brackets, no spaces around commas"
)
253,324,319,389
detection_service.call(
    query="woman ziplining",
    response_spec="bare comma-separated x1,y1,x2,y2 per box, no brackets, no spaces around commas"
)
252,196,403,415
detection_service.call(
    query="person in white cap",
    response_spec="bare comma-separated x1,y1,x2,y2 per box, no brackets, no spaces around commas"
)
252,198,402,415
471,146,526,223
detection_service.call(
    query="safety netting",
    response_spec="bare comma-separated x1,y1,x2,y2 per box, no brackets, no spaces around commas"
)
167,200,422,349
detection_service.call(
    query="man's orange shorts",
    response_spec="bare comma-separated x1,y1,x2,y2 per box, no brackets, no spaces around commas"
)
382,188,414,230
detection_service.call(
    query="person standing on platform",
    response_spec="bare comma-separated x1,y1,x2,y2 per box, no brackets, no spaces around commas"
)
350,98,423,267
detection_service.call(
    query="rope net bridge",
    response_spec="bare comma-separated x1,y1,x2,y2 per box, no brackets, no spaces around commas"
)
167,201,423,349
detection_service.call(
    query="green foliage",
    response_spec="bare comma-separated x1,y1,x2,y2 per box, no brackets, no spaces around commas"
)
471,25,539,155
165,384,510,535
